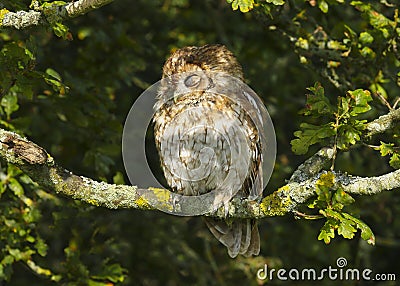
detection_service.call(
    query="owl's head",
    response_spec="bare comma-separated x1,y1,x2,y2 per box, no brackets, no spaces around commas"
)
162,44,244,81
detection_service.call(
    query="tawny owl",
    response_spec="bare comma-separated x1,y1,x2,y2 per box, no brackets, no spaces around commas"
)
153,44,263,258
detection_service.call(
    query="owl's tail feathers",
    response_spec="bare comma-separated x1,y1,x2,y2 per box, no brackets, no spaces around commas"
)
204,218,260,258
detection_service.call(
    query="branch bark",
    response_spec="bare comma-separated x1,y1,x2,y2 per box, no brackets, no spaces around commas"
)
0,0,114,29
0,107,399,219
64,0,114,17
365,108,400,137
0,10,41,29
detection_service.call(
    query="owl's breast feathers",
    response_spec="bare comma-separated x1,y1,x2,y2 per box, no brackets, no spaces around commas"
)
153,92,262,200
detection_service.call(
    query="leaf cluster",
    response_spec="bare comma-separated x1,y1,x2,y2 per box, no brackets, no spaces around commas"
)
226,0,284,13
291,82,372,155
375,141,400,169
0,40,68,125
306,172,375,245
30,1,71,39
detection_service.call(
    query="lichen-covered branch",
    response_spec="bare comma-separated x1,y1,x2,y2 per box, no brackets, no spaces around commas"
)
0,125,399,219
0,129,150,210
289,147,335,183
341,170,400,195
0,0,114,29
365,108,400,137
0,10,41,29
64,0,114,18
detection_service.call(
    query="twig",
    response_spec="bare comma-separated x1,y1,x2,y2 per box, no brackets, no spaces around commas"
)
373,91,393,110
293,210,324,220
393,97,400,109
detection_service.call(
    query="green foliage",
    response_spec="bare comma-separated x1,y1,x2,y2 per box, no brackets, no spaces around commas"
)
351,1,396,38
227,0,255,13
1,0,400,285
50,21,69,39
226,0,284,13
318,210,375,244
0,39,68,128
266,0,285,6
291,83,372,154
287,0,399,101
291,123,335,155
30,1,71,39
44,68,68,95
307,172,375,245
376,142,400,169
1,93,19,120
0,163,127,284
63,241,127,285
0,165,59,281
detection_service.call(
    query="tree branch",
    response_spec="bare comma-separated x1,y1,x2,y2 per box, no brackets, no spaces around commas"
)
365,108,400,137
0,130,150,210
0,10,41,29
1,119,399,219
64,0,114,18
289,147,335,183
0,0,114,29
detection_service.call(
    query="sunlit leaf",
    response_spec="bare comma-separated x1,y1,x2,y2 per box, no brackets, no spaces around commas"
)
359,31,374,45
8,178,24,197
318,219,336,244
389,153,400,169
318,0,328,13
342,213,375,245
1,93,19,119
337,219,356,239
291,123,335,154
379,142,394,156
226,0,254,12
266,0,285,5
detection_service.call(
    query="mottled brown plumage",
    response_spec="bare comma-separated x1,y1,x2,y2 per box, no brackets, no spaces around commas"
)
153,44,263,258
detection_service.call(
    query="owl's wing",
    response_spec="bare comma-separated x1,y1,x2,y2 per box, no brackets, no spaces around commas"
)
239,139,263,201
209,73,267,200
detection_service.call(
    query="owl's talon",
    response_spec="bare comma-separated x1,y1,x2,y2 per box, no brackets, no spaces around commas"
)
223,201,230,218
172,196,181,212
